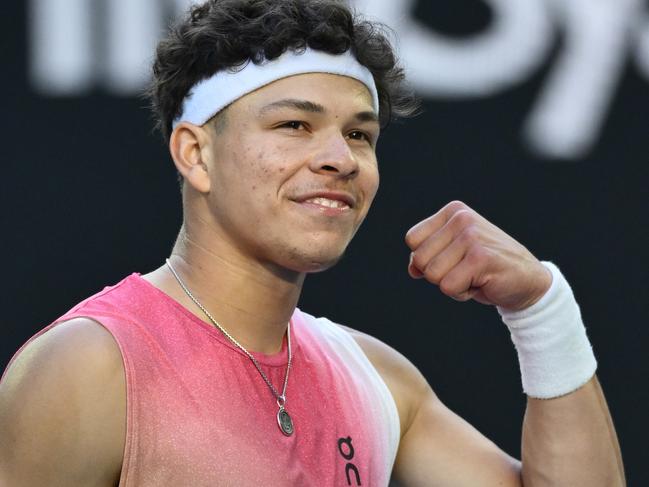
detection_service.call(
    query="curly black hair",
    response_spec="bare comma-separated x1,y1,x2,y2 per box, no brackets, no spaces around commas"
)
148,0,418,141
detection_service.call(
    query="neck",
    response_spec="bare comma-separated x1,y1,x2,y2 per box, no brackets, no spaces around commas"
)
144,225,305,355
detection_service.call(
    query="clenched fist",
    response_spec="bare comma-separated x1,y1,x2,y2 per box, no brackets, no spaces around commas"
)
405,201,552,311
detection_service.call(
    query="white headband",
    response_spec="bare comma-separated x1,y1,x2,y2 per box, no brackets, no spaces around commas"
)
172,48,379,129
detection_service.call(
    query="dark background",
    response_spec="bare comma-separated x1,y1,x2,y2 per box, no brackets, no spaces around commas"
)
2,1,647,483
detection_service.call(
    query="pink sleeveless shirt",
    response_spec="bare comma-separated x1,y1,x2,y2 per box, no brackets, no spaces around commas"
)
4,275,400,486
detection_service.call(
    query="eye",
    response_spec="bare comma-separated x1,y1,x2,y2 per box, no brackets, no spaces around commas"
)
347,130,372,143
278,121,306,130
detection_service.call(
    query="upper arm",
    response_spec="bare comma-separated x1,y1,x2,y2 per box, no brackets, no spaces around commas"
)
0,318,126,487
392,385,521,486
345,327,521,487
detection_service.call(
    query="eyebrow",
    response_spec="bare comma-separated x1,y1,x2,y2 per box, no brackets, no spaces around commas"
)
258,98,379,124
259,99,325,115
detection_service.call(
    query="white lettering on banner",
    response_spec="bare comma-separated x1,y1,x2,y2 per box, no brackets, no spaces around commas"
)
523,0,642,159
27,0,649,160
634,12,649,79
105,0,163,95
29,0,94,94
356,0,645,159
355,0,554,96
29,0,197,95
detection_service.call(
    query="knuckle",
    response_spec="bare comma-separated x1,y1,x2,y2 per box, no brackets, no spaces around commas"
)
446,200,468,213
439,278,460,297
458,224,480,243
411,252,428,271
466,244,487,266
424,261,444,283
404,230,418,248
453,292,474,303
450,209,475,229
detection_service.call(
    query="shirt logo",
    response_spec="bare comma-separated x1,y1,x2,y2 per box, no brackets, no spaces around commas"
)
338,436,362,486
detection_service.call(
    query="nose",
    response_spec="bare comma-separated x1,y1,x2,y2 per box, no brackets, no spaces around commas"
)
309,132,359,178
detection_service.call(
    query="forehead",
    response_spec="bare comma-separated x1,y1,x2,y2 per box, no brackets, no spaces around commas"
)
235,72,376,114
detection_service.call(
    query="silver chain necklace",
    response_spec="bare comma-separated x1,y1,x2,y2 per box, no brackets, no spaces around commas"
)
165,259,294,436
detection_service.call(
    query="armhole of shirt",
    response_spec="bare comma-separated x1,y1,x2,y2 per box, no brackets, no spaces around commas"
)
64,314,133,487
41,313,132,487
298,311,401,466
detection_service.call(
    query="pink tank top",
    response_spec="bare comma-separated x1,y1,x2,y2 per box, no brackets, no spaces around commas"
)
5,275,400,486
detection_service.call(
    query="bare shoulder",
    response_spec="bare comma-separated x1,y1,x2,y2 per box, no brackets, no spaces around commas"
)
338,324,434,436
0,318,125,487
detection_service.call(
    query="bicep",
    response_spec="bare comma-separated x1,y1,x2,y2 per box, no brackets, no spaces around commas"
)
392,386,521,487
345,327,521,486
0,318,125,487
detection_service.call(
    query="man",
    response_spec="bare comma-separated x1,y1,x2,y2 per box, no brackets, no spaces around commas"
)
0,0,624,485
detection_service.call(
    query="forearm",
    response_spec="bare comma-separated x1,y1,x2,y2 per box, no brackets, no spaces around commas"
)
497,262,625,485
521,376,625,486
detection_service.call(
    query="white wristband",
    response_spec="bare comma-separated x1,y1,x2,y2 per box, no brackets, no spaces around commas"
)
497,262,597,399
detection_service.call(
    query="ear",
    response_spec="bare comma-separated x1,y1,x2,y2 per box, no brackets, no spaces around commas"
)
169,122,212,193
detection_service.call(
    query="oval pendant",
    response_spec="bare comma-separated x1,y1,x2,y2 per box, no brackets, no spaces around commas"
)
277,407,294,436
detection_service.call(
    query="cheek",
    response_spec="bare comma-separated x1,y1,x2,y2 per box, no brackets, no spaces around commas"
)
364,165,380,202
235,151,286,210
249,143,302,186
225,146,271,185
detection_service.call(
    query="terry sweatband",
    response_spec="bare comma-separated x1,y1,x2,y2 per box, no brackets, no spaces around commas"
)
497,261,597,399
173,48,380,129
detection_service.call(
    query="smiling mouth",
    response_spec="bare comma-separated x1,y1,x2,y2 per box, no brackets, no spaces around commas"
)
302,197,351,210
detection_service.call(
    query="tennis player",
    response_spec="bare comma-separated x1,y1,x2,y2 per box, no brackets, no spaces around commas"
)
0,1,625,485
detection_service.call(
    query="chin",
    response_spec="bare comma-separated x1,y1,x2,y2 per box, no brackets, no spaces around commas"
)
304,254,344,274
262,229,356,274
279,245,347,274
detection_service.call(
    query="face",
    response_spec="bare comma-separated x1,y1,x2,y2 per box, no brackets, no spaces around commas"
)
196,73,380,273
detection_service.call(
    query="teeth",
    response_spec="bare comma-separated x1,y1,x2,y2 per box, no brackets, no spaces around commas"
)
305,197,349,209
